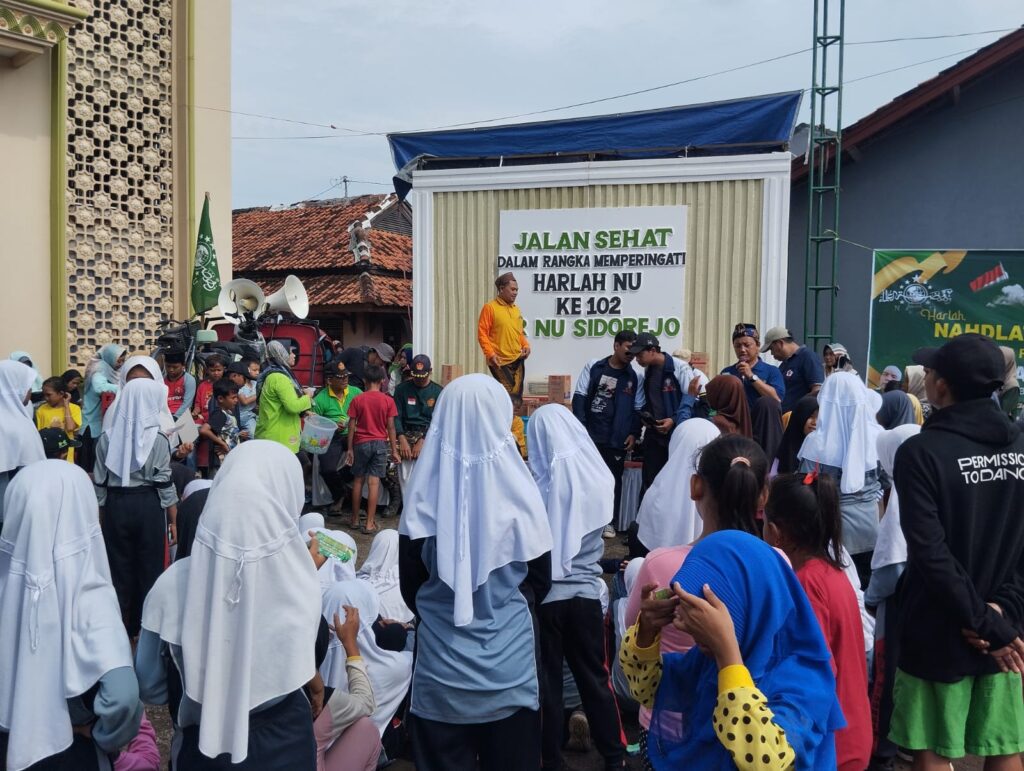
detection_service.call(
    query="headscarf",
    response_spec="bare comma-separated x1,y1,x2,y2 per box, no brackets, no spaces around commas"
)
877,390,917,430
319,580,413,736
7,352,42,392
297,512,326,544
775,395,818,474
798,372,882,494
824,343,856,376
0,361,45,473
103,378,169,482
358,529,413,623
903,365,928,404
102,355,174,436
256,340,301,396
871,425,920,571
61,369,83,405
310,527,358,589
390,343,413,380
704,374,751,437
399,374,552,627
636,419,720,551
83,343,126,390
650,531,843,770
174,486,209,562
0,461,135,771
526,404,613,580
614,557,645,646
182,479,212,501
1000,347,1019,394
140,440,320,764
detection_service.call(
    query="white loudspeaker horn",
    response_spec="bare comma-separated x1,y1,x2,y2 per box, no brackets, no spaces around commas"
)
265,274,309,319
218,279,266,319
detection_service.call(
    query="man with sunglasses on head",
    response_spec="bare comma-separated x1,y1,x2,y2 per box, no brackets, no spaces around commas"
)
573,330,645,536
722,322,787,459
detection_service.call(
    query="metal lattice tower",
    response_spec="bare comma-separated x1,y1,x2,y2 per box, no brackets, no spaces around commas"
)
803,0,846,350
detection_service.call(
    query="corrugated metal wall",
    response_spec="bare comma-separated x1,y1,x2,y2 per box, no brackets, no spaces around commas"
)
432,180,764,378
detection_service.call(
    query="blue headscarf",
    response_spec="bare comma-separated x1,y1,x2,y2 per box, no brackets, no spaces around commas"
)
649,531,844,770
8,351,42,391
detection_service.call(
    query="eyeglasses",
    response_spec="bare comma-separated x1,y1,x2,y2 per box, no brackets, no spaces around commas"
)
732,323,759,340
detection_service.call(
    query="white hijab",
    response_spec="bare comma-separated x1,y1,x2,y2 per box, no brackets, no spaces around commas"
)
399,374,553,627
0,461,133,771
358,529,413,623
298,512,326,544
798,371,882,494
636,419,720,550
311,527,358,588
526,404,613,580
141,440,320,764
182,479,212,501
104,378,169,482
102,356,173,436
0,361,45,474
614,557,645,643
872,425,920,571
320,580,413,736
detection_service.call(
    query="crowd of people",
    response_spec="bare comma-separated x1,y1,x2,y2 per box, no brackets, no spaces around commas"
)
1,297,1023,771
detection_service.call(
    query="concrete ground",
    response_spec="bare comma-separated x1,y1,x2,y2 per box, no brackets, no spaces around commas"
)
148,513,985,770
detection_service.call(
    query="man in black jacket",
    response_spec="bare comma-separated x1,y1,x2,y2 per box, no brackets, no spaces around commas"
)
892,333,1024,768
572,331,643,535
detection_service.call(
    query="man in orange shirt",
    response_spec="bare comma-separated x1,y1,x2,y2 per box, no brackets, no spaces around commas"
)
477,272,530,398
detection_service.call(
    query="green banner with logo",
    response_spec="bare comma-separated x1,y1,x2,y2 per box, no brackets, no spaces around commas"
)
867,249,1024,389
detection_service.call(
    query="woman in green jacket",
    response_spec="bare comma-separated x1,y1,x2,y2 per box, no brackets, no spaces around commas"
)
254,341,313,452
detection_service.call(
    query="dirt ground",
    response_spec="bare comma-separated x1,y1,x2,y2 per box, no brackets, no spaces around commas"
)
148,514,984,770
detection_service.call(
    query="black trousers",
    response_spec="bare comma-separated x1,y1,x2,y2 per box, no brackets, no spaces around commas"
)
597,445,625,529
0,730,100,771
751,396,783,462
641,439,669,495
851,550,874,591
409,707,541,771
319,431,351,502
539,597,625,770
102,486,166,637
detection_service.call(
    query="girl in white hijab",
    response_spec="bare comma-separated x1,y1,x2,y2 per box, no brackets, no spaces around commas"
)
635,418,720,551
526,404,626,770
398,374,552,770
357,529,413,623
0,361,46,527
93,378,179,638
0,461,142,771
321,580,413,737
798,371,884,588
137,440,321,768
308,527,358,589
101,355,173,437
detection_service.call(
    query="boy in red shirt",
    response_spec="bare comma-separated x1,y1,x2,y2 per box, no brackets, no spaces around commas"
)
345,364,399,533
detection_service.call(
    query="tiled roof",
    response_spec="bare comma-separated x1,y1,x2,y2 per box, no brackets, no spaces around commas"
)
232,195,412,273
302,273,412,309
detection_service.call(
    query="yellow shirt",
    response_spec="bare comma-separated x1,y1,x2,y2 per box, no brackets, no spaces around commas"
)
477,298,528,365
35,402,82,463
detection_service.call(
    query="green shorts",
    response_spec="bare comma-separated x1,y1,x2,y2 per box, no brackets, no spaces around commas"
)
890,669,1024,758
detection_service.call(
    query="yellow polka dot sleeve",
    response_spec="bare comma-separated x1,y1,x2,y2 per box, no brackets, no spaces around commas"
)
618,621,663,709
715,665,795,771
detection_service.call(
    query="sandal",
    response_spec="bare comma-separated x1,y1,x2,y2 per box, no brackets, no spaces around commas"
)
361,524,379,535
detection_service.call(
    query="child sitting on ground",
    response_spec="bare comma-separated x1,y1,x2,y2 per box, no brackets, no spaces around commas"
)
764,472,872,771
345,365,399,535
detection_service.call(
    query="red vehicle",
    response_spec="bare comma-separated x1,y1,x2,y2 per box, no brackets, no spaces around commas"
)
213,319,333,388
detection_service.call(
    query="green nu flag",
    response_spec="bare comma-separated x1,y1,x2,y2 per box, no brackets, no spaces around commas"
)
190,193,221,315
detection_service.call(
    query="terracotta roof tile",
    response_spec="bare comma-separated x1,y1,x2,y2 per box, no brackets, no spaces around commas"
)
232,195,412,273
299,273,412,309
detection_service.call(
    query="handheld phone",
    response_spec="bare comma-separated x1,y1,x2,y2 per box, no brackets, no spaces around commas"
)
654,588,672,600
316,532,354,563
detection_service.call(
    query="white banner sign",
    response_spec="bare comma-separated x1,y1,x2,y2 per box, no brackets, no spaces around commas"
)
498,205,687,383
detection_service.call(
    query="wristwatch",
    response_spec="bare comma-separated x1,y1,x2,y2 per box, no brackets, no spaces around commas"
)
750,374,761,383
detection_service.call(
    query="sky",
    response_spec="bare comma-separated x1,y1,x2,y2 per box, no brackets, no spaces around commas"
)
230,0,1023,209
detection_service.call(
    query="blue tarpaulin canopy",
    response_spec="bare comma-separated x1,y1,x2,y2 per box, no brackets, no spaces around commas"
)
387,91,802,195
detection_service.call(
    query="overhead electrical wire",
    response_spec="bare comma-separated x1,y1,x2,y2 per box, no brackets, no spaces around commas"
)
225,27,1016,140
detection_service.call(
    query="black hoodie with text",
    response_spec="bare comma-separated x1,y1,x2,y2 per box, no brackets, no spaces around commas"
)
894,397,1024,682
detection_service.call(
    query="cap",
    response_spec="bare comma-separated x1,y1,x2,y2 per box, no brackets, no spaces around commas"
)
226,361,250,377
912,333,1004,400
627,332,660,355
371,342,395,363
760,325,793,352
325,360,350,379
39,428,81,456
410,354,432,378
